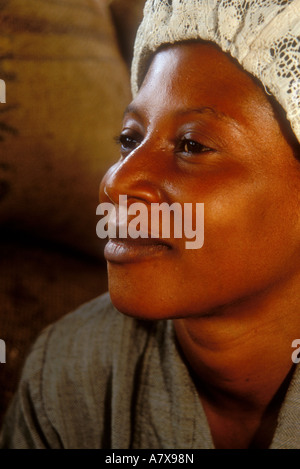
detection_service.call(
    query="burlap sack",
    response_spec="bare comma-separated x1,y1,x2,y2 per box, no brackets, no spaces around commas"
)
0,0,131,258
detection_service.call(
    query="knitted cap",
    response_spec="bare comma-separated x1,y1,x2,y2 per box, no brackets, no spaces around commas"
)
131,0,300,143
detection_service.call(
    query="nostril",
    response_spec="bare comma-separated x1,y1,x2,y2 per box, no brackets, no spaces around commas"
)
125,183,164,205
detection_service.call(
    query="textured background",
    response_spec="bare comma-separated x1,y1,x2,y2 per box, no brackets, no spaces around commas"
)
0,0,145,425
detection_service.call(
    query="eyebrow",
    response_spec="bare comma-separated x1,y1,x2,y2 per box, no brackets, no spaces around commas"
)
124,104,237,126
177,106,230,121
123,104,142,118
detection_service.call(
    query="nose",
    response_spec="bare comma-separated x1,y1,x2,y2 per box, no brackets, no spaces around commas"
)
100,143,167,206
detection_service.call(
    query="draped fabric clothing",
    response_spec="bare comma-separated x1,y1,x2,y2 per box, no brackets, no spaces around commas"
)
1,293,300,449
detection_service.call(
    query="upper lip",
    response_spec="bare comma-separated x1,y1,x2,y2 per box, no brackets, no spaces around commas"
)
106,206,173,248
108,233,172,248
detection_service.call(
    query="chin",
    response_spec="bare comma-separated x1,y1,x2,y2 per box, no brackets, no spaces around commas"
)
108,281,209,322
109,287,172,321
106,261,179,320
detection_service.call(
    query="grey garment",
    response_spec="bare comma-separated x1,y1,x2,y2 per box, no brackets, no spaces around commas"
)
0,292,300,449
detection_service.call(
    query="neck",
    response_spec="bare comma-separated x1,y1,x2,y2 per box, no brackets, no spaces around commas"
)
173,275,300,423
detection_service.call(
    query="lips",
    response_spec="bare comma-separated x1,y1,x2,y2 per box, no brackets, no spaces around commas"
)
104,237,171,264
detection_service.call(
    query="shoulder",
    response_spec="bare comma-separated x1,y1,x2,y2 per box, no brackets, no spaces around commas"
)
1,292,165,448
1,293,192,449
27,291,156,391
34,292,150,365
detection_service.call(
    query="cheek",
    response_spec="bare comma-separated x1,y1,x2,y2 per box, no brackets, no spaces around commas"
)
201,171,300,284
176,166,300,296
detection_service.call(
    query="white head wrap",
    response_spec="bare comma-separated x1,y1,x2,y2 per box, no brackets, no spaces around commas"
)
131,0,300,143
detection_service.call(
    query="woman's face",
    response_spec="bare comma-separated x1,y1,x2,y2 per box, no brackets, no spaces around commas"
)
100,42,300,319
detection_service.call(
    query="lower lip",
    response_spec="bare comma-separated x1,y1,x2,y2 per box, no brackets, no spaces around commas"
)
104,239,170,264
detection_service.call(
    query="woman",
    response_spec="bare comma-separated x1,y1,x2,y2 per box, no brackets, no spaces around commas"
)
1,0,300,449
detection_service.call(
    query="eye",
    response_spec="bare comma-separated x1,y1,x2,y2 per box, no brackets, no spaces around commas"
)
115,133,141,154
179,138,212,155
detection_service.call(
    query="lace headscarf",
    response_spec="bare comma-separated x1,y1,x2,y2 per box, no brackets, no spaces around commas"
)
131,0,300,143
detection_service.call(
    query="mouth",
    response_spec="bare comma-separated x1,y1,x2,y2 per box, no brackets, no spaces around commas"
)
104,237,172,264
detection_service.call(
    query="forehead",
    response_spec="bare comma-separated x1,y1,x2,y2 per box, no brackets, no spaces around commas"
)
131,42,271,127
